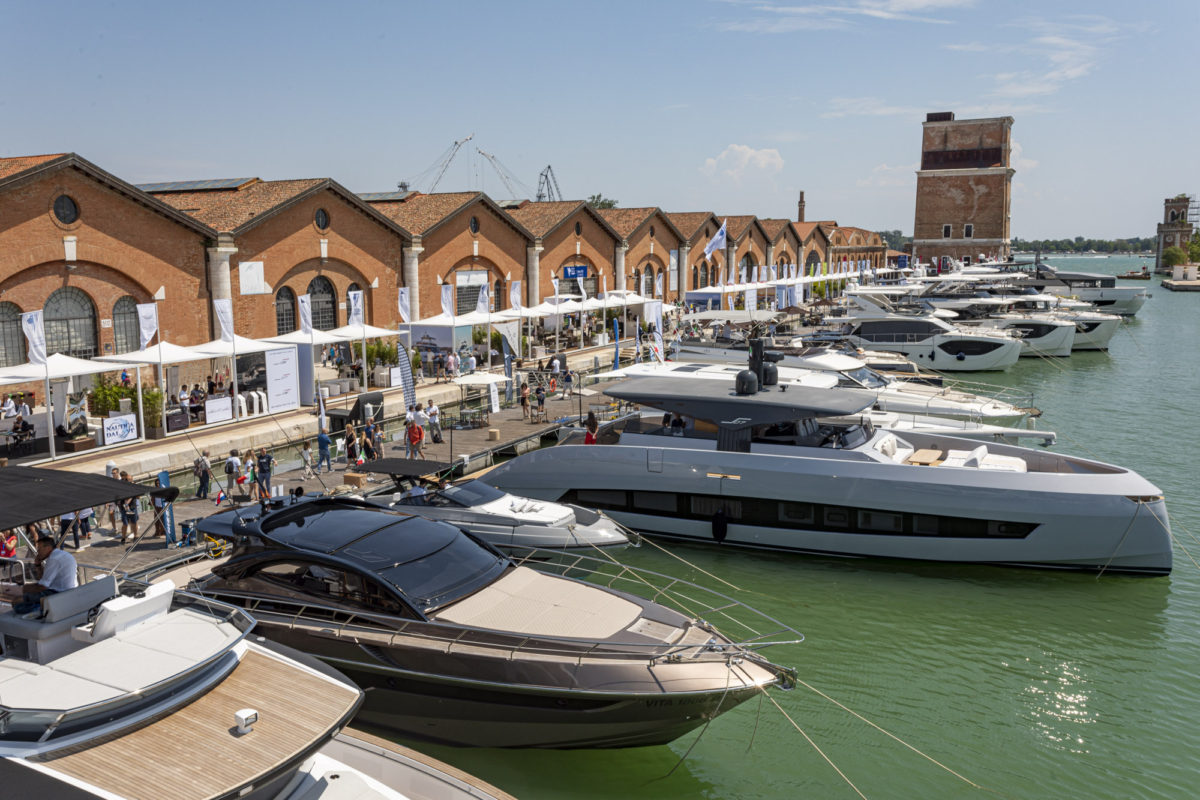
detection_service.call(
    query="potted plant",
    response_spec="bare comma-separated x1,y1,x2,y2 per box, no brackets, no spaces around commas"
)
142,388,165,439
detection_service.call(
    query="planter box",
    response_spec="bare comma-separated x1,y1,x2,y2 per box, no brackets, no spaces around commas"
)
62,437,96,453
146,426,166,440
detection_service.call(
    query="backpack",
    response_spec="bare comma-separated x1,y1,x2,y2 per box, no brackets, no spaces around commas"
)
224,459,235,475
193,457,205,477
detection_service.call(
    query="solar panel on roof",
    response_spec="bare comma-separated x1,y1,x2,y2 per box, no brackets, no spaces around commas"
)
358,191,412,201
135,177,256,193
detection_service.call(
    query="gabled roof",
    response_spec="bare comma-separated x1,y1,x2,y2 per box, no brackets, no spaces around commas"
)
792,221,829,243
505,200,620,241
153,178,411,239
0,152,215,237
367,191,533,241
595,207,684,243
0,153,67,181
758,218,795,244
665,211,718,241
720,215,761,242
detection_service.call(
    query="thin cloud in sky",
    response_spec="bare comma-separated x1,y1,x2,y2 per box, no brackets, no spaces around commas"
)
712,0,974,33
855,162,918,188
821,97,924,118
950,14,1122,98
701,144,785,183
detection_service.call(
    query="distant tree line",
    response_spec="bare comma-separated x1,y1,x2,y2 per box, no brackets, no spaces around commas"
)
1011,236,1155,253
877,230,911,250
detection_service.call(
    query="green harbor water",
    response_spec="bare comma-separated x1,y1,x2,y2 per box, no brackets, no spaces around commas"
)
411,256,1200,799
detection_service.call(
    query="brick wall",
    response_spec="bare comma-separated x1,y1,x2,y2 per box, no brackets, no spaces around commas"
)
624,212,682,301
418,200,528,314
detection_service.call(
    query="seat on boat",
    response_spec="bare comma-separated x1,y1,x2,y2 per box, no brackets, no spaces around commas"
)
943,445,1027,472
0,575,118,642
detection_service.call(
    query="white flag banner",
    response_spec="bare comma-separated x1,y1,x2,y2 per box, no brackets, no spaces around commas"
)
645,299,663,340
298,293,313,333
770,264,777,282
703,219,727,259
602,274,608,295
136,302,159,350
745,288,758,311
441,284,454,318
493,320,520,355
20,309,46,365
652,330,665,364
751,265,758,283
726,293,735,310
551,278,560,297
509,280,522,310
475,283,490,316
578,279,588,303
654,271,662,297
397,287,410,324
740,266,747,284
348,290,364,326
213,298,235,342
488,381,500,414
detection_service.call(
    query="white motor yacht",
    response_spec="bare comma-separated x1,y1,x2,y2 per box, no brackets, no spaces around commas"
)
487,359,1171,575
922,296,1077,357
989,291,1122,351
665,342,1030,422
1021,264,1148,316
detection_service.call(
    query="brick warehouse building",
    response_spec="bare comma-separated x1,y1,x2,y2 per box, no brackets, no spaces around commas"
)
367,191,532,318
0,154,212,367
150,177,410,339
0,150,895,381
911,111,1014,266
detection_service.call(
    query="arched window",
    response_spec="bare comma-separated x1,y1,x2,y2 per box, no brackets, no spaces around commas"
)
494,279,504,311
275,287,297,335
631,269,640,296
691,265,698,291
112,296,139,354
806,250,821,274
699,263,709,288
307,276,336,330
45,287,97,358
0,302,25,367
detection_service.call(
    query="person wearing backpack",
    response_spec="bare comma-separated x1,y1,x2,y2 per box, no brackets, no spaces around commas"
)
193,449,211,500
224,449,242,498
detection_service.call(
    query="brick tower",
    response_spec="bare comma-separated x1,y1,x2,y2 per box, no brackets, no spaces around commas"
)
912,112,1014,267
1155,195,1193,271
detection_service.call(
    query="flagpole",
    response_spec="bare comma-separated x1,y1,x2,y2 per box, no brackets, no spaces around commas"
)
44,363,54,460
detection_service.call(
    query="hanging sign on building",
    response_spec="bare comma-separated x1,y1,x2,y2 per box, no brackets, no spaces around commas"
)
562,265,588,280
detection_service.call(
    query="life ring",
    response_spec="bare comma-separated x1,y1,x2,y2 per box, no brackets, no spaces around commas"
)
549,377,557,392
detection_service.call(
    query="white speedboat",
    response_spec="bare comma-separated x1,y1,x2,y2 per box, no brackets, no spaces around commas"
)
667,342,1029,422
923,296,1077,357
487,361,1171,575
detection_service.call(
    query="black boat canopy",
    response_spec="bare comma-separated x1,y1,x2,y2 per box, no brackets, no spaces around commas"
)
603,377,873,429
360,458,456,479
0,466,147,530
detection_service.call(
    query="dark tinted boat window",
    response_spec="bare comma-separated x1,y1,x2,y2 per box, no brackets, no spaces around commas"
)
378,535,507,611
252,559,406,614
631,491,678,513
261,503,402,552
440,480,506,506
339,520,460,568
936,340,1003,356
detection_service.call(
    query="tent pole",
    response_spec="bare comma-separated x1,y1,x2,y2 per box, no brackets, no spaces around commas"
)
44,370,54,460
135,365,144,443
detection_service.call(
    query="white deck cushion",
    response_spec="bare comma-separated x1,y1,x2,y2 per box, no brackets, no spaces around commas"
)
435,566,642,639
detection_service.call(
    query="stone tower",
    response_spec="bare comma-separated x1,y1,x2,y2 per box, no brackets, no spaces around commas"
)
912,111,1014,267
1155,195,1193,271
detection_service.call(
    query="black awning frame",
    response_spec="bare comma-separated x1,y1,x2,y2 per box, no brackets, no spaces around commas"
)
0,466,148,531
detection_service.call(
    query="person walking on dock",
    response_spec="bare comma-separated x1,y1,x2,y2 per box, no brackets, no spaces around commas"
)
301,441,314,478
316,428,332,474
193,450,211,500
224,450,242,501
256,448,274,498
427,401,442,443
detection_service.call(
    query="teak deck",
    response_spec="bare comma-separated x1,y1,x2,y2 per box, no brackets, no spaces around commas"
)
41,649,357,800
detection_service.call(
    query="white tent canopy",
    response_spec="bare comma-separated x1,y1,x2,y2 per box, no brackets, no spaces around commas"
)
0,353,135,384
329,322,399,340
94,341,214,366
410,311,494,327
262,328,351,346
187,334,290,357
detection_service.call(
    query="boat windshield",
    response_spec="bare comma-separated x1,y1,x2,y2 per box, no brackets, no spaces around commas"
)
843,366,887,389
440,480,506,507
373,532,508,611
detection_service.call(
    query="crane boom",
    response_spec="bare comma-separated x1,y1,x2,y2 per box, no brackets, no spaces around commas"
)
536,165,563,202
427,133,474,193
476,148,525,199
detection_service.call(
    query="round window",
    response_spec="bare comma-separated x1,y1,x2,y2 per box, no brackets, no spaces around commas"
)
574,221,582,236
54,195,79,225
649,225,656,238
315,208,330,230
469,216,480,234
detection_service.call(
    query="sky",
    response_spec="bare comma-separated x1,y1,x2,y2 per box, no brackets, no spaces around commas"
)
4,0,1197,240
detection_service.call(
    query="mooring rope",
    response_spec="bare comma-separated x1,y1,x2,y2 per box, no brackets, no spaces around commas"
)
762,690,869,799
1096,502,1141,580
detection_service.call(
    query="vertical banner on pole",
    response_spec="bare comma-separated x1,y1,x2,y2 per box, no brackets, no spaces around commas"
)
441,284,454,317
299,294,313,333
398,348,417,410
348,290,364,326
136,303,159,350
213,298,235,342
397,288,410,324
509,280,522,310
20,310,47,365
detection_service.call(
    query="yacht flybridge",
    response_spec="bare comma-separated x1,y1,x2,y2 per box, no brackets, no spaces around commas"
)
486,346,1171,575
